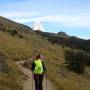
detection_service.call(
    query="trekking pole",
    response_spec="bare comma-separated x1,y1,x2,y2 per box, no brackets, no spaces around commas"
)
46,72,48,90
32,73,34,90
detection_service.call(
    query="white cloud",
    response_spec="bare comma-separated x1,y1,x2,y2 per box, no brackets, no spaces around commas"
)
0,0,90,28
11,14,90,28
12,16,52,23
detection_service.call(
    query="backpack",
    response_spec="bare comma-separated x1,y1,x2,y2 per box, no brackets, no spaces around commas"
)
33,59,43,74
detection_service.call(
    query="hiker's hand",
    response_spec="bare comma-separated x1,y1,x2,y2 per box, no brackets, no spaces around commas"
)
43,73,47,78
32,73,34,78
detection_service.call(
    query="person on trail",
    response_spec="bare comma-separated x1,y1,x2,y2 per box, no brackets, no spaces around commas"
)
31,53,47,90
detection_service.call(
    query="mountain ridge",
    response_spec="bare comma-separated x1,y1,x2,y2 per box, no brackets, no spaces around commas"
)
35,30,90,53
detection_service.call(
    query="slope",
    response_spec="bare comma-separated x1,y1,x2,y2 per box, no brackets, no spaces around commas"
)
0,16,90,90
35,30,90,53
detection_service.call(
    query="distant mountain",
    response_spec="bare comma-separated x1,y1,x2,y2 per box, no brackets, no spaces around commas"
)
35,30,90,53
35,30,69,37
57,31,68,37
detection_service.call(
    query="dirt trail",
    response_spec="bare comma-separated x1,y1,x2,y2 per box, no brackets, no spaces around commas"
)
16,61,56,90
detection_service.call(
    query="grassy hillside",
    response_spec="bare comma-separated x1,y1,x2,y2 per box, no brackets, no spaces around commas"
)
35,30,90,53
0,16,90,90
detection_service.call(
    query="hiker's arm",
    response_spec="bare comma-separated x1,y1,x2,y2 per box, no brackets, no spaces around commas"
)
31,62,35,71
42,61,47,73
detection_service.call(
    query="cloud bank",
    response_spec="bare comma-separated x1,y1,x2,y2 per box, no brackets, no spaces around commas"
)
0,0,90,28
10,13,90,28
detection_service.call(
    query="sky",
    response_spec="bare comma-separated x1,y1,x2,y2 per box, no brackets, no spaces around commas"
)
0,0,90,39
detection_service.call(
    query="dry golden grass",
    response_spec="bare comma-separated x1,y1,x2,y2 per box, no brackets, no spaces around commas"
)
0,60,22,90
0,16,90,90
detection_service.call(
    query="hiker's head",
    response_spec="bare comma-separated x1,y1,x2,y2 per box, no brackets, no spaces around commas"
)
36,53,41,60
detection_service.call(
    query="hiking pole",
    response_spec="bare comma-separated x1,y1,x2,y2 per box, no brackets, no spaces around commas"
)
46,72,48,90
32,73,34,90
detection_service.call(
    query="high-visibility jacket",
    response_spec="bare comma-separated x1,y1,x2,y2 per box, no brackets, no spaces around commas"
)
33,59,43,74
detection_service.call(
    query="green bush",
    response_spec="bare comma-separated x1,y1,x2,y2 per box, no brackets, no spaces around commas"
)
18,34,23,38
9,29,18,36
64,49,86,74
85,53,90,66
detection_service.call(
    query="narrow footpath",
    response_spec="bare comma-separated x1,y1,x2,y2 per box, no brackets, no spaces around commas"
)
16,61,56,90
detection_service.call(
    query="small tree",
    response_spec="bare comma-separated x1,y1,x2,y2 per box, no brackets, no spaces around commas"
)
18,34,23,38
9,29,18,36
65,49,86,74
85,53,90,66
0,24,3,27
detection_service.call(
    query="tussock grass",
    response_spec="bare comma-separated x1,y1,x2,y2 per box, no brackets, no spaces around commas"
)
0,60,22,90
0,16,90,90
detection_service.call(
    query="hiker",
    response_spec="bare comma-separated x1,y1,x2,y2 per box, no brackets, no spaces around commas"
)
31,53,47,90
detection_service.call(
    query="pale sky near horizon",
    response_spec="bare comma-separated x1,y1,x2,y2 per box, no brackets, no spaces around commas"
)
0,0,90,39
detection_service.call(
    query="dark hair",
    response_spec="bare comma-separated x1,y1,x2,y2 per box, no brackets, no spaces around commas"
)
36,53,41,60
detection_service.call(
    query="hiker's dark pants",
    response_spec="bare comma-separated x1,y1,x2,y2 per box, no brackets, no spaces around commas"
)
34,74,43,90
